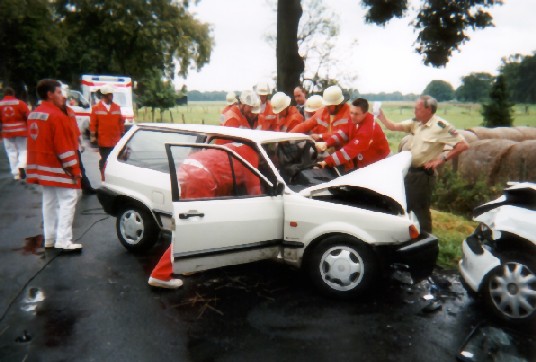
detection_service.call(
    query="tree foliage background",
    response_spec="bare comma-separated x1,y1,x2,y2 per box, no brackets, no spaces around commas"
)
482,75,513,127
0,0,213,106
423,80,455,101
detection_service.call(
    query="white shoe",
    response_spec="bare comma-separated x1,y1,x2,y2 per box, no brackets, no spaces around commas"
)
55,242,83,251
148,277,183,289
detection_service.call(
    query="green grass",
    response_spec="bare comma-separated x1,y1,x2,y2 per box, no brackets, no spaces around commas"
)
135,101,535,269
431,210,478,268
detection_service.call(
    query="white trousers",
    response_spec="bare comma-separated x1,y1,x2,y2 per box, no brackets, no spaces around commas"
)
42,186,81,247
3,137,27,177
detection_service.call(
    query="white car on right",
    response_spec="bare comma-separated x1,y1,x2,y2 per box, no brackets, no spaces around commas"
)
459,182,536,325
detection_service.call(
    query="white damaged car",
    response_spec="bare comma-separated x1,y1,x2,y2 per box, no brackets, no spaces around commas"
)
459,182,536,324
99,124,438,297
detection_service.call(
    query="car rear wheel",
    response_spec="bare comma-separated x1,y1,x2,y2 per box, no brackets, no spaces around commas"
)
116,205,159,252
482,253,536,325
307,235,379,298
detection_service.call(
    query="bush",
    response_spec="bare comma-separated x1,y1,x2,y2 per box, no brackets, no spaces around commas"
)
432,167,501,218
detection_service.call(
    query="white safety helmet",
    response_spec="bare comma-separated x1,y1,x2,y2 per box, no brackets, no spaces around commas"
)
270,92,291,114
255,81,271,96
100,85,115,95
240,90,261,114
225,91,237,105
304,95,323,113
322,85,344,106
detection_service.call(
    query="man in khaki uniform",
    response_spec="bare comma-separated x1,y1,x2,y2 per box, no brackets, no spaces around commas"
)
377,95,469,232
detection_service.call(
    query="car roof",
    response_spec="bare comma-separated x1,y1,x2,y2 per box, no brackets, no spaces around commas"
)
135,123,312,143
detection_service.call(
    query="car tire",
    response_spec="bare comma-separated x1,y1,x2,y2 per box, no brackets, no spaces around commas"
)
307,235,379,298
116,205,159,253
482,252,536,325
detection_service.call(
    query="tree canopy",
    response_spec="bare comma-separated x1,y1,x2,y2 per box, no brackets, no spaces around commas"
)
499,53,536,104
423,80,454,101
455,72,493,102
482,75,513,127
0,0,213,103
277,0,502,96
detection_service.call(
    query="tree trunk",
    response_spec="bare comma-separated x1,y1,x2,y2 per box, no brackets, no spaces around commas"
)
277,0,304,96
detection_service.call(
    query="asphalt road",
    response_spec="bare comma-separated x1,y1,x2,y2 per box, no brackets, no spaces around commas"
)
0,139,533,362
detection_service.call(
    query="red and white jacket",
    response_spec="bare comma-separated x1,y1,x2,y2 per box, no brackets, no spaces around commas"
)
290,104,351,146
222,105,259,129
26,101,81,189
0,95,30,138
324,113,390,171
90,101,125,147
275,106,304,132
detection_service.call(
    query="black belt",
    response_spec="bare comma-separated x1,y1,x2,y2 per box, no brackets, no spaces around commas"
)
408,167,434,176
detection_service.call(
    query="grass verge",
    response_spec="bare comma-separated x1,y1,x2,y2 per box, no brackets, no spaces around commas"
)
432,209,478,269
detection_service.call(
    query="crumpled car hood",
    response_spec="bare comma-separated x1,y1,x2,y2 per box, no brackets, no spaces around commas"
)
475,205,536,244
299,151,411,210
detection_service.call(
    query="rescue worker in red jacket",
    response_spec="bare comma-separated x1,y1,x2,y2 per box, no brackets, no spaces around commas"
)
148,143,260,289
317,98,390,173
219,91,238,124
290,86,351,149
271,92,304,132
89,85,125,176
27,79,82,251
222,90,261,129
255,81,277,131
0,87,30,180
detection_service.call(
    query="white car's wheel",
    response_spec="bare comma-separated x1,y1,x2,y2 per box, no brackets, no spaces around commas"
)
307,235,379,298
116,205,158,252
482,253,536,324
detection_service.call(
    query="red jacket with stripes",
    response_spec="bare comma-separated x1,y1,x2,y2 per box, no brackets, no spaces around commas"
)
0,96,30,138
26,101,81,188
90,101,124,147
324,113,390,171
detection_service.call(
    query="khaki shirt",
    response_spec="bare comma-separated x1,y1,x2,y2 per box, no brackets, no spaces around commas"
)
400,115,465,167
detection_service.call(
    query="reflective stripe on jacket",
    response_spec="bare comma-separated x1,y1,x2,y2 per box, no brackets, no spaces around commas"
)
26,101,81,188
325,113,390,171
90,101,124,147
0,96,30,138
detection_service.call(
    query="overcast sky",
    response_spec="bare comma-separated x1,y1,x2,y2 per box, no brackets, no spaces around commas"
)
180,0,536,95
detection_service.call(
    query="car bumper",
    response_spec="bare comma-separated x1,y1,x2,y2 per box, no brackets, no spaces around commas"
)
379,232,439,281
458,236,500,292
97,187,118,216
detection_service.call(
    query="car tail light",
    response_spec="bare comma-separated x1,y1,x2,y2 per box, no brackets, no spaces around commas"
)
409,225,420,239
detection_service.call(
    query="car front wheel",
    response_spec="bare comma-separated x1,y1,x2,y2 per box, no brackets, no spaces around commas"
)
116,205,159,252
307,235,379,298
482,253,536,325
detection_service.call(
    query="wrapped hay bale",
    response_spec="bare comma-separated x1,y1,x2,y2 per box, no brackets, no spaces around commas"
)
514,126,536,141
494,140,536,185
457,139,517,184
459,129,478,143
467,126,525,141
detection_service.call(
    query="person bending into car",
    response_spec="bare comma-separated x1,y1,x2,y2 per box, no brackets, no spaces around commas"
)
89,85,125,179
316,98,390,173
148,143,260,289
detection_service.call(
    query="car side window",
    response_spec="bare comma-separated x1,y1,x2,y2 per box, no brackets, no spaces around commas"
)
170,145,270,201
118,129,200,173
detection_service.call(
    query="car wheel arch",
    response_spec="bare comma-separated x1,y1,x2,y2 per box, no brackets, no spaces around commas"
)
304,233,380,298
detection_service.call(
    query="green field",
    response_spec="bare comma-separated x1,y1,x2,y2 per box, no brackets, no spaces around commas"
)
135,101,535,269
